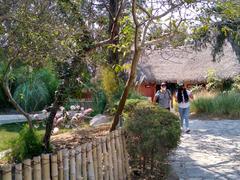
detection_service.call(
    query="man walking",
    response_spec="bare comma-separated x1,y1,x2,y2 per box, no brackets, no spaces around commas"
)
154,82,173,111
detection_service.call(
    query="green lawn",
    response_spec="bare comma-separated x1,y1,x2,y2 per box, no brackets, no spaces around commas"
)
0,122,71,152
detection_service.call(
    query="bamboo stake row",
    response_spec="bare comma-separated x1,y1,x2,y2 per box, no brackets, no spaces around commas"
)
0,129,130,180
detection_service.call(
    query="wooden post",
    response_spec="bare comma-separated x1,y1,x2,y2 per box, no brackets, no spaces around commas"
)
92,140,98,180
2,164,12,180
102,137,109,180
96,138,103,180
33,156,41,180
106,135,114,180
69,150,76,180
110,132,119,179
42,154,51,180
87,143,95,180
51,154,58,180
58,150,64,180
23,159,32,180
81,144,87,180
63,149,70,180
75,146,82,180
15,163,22,180
121,131,130,179
115,130,124,179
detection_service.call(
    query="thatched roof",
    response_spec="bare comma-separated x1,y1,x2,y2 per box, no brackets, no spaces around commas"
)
137,43,240,83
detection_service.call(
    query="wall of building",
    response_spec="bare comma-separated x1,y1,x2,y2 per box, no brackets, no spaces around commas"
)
137,83,156,101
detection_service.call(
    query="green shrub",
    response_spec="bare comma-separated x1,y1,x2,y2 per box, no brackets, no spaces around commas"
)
124,100,181,177
13,79,50,112
191,92,240,118
10,125,44,163
206,69,223,92
190,85,205,94
92,89,107,116
101,66,119,103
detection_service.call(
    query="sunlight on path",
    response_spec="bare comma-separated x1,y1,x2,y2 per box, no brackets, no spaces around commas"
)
169,120,240,180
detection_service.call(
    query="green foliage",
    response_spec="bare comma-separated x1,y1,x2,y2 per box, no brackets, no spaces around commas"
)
101,66,120,103
192,0,240,60
190,85,205,94
206,69,233,92
34,68,59,101
13,79,50,112
232,75,240,92
206,69,223,92
92,89,107,116
124,100,181,173
191,92,240,118
108,16,134,57
10,125,44,163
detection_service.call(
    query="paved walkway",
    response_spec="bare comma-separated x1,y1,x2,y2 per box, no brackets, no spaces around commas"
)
0,114,47,125
169,119,240,180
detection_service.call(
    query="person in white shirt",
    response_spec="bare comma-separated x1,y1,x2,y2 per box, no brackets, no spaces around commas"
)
176,82,193,133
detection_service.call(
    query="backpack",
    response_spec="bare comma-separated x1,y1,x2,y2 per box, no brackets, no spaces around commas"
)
156,89,171,103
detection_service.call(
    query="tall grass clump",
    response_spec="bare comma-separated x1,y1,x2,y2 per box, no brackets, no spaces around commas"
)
13,79,50,112
191,91,240,118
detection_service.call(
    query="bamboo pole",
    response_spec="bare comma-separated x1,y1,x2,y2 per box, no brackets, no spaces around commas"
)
81,144,87,180
115,130,124,179
15,163,22,180
75,146,82,180
69,150,76,180
63,149,70,180
33,156,41,180
51,154,58,180
102,137,109,180
96,138,103,180
41,154,51,180
2,164,12,180
58,150,64,180
23,159,32,180
92,140,98,180
121,131,130,179
110,132,119,179
106,135,114,180
118,129,126,178
87,143,95,180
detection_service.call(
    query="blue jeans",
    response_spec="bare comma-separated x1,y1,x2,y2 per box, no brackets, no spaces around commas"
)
179,107,190,129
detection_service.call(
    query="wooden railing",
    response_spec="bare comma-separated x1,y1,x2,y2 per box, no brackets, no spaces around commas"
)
0,129,130,180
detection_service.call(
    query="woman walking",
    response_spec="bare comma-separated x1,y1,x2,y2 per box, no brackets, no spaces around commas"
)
176,82,193,133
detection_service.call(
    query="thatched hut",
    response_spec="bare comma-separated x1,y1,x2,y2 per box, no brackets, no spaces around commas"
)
136,43,240,100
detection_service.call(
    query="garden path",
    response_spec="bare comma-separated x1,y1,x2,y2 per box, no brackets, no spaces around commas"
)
169,119,240,180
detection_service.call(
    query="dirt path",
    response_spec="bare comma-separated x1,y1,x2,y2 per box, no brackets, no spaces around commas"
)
169,119,240,179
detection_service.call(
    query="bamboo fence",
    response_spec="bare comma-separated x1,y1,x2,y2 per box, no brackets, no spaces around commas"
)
0,129,130,180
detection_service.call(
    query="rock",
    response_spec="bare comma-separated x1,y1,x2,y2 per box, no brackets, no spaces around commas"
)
90,114,110,127
53,127,59,134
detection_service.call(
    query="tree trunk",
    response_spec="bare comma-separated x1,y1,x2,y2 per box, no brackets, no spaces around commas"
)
110,48,141,131
2,80,33,129
43,80,66,151
108,0,119,64
110,0,141,131
2,59,33,129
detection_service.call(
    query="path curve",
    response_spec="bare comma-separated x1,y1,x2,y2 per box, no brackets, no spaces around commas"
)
169,119,240,180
